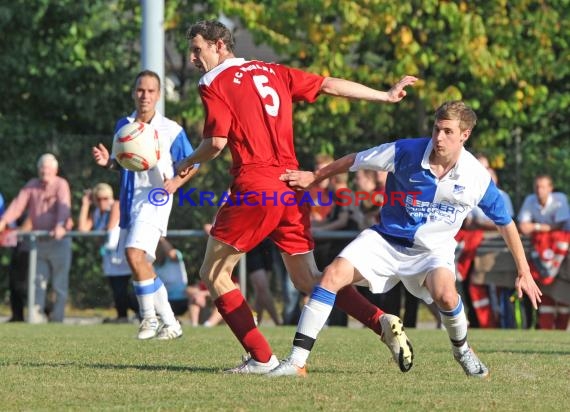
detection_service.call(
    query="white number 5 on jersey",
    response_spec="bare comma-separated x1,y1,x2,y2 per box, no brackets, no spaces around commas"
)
253,75,280,117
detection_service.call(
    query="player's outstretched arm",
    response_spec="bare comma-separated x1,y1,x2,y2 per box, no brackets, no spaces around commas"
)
164,167,199,194
177,137,227,177
320,75,418,103
496,221,542,309
280,153,357,190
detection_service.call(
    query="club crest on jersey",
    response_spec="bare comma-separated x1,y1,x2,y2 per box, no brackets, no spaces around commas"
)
453,184,465,193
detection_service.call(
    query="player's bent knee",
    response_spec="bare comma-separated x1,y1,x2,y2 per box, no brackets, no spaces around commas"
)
319,260,354,293
433,291,459,311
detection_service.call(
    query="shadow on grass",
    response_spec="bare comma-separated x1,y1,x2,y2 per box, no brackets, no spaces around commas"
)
0,359,363,375
479,348,570,355
0,360,219,373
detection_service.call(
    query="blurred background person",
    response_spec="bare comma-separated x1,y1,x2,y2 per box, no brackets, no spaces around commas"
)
457,155,515,328
78,182,138,323
154,237,190,320
518,174,570,330
0,153,72,323
271,245,302,325
186,280,225,327
1,193,28,322
4,217,31,322
247,239,282,326
309,153,335,224
310,153,335,272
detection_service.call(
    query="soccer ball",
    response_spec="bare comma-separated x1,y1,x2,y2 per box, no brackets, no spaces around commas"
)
112,121,160,171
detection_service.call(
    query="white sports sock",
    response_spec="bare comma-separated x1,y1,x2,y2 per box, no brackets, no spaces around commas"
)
153,277,177,326
439,295,469,353
290,286,336,367
133,279,156,319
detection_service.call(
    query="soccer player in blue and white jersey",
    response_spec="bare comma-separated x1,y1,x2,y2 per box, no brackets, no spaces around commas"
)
92,70,198,340
271,100,542,378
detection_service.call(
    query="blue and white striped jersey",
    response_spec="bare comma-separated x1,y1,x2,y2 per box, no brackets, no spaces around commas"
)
350,137,511,251
113,111,194,232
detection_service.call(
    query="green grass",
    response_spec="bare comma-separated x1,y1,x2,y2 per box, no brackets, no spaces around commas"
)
1,325,569,411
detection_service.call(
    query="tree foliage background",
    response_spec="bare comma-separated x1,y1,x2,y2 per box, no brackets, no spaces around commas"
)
0,0,568,308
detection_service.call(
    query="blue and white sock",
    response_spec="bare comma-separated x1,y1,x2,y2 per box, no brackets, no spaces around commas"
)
439,295,469,353
153,277,177,326
290,286,336,367
133,279,157,319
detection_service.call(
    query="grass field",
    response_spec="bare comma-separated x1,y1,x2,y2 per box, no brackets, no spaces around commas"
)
1,324,569,411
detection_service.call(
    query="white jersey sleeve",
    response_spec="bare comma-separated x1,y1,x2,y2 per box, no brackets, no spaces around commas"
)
349,143,396,173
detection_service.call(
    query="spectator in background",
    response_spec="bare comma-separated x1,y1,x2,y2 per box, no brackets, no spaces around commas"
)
4,217,30,323
154,237,190,319
78,183,138,323
186,280,225,327
456,155,515,328
0,193,26,323
309,153,335,223
247,239,282,326
518,174,570,330
0,153,72,323
354,169,383,228
273,249,302,325
310,153,335,271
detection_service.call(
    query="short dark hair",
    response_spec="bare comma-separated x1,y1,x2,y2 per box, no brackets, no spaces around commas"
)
186,20,235,52
434,100,477,131
134,70,161,89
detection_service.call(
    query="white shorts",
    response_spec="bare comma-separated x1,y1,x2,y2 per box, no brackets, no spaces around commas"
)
338,229,456,304
119,222,162,262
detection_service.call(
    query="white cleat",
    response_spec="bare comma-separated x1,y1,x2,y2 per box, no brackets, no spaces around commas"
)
137,317,161,340
224,354,279,375
156,320,183,340
454,346,489,378
266,357,308,378
380,314,414,372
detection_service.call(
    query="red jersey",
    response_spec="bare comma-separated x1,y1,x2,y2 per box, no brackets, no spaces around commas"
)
199,58,324,186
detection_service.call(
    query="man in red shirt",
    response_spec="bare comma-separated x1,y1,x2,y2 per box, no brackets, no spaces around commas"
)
178,19,418,374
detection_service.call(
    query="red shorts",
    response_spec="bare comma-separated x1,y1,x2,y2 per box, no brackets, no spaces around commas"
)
210,174,313,254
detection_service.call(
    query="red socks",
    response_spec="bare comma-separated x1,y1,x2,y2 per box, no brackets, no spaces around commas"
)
335,286,384,336
215,288,273,362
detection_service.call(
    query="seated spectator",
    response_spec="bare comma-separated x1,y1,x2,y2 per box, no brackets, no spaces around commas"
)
154,237,190,318
186,280,226,327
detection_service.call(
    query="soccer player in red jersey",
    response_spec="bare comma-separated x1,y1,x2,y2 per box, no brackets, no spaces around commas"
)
177,19,418,374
